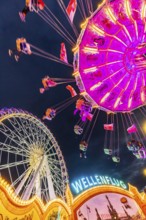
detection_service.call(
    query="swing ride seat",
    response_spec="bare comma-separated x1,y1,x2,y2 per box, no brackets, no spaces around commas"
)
112,156,120,163
104,148,113,155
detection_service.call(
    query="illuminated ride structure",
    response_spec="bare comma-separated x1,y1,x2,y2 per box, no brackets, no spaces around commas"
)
73,0,146,161
0,108,68,203
10,0,146,162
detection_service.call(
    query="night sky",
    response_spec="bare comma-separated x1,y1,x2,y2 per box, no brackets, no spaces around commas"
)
0,0,146,192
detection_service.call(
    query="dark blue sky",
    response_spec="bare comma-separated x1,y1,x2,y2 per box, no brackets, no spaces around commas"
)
0,0,146,191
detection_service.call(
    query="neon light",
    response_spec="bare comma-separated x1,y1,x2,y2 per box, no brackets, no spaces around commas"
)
120,24,132,42
80,91,86,96
98,60,123,68
128,75,138,109
141,91,145,102
100,92,110,103
133,75,138,91
99,49,124,54
141,2,146,19
142,20,146,41
102,67,124,82
91,24,105,36
125,0,132,18
90,67,124,92
91,24,127,47
101,73,127,104
134,21,138,39
128,97,132,108
114,97,121,108
114,75,131,109
125,0,138,40
84,67,97,74
141,73,145,103
72,71,79,76
80,18,89,29
90,82,102,91
105,7,117,23
127,75,138,109
114,73,127,88
112,35,127,47
71,175,127,194
97,0,106,9
83,46,99,54
72,45,79,53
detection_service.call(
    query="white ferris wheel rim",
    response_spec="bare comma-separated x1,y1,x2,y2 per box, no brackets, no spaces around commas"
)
0,108,68,203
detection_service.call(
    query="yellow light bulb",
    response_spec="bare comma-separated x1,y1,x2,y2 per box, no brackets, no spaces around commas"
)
143,168,146,176
143,121,146,134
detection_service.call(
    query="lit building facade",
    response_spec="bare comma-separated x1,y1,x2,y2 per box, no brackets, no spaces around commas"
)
0,177,146,220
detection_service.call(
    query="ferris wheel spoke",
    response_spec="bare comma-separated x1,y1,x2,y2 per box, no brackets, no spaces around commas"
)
42,181,51,202
41,133,49,148
0,122,22,141
36,129,46,147
31,125,42,144
51,172,64,186
48,158,61,165
12,168,31,195
51,173,64,196
14,118,35,145
50,168,64,183
29,120,44,141
42,178,49,200
52,177,63,195
49,164,62,174
0,132,29,152
44,142,57,153
21,119,42,146
30,124,46,147
40,127,54,148
33,172,42,198
21,171,35,200
51,169,62,178
12,167,32,188
15,153,21,178
22,156,45,200
0,124,30,152
55,186,64,197
0,160,29,170
7,159,13,185
7,118,32,145
48,159,61,167
0,142,28,157
46,152,58,157
46,143,58,156
25,121,39,143
41,178,50,201
18,118,37,143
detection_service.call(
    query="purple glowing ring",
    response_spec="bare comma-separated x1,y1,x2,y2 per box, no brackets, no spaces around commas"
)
73,0,146,112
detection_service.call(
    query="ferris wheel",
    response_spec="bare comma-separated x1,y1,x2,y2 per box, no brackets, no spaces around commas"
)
0,108,68,203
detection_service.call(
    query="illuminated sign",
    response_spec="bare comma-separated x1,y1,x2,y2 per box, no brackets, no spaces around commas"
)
71,175,127,194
